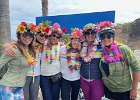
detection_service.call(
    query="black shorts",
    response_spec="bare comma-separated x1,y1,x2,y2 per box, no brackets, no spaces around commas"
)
104,85,130,100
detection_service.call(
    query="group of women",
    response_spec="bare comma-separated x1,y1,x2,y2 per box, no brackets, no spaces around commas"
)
0,20,140,100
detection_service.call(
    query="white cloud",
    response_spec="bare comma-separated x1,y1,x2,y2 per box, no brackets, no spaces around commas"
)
10,0,41,39
10,0,140,39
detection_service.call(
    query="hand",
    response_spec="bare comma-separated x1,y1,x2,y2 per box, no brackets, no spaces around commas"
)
4,43,17,57
130,88,137,100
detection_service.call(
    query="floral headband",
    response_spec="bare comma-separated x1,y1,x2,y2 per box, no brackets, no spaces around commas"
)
98,21,116,36
50,23,67,37
17,22,38,35
70,28,83,40
83,23,99,34
37,20,52,35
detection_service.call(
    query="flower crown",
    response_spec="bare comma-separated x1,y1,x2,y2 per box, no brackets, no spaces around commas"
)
37,20,52,35
70,28,83,40
98,21,116,35
50,23,67,37
83,23,99,34
17,22,38,35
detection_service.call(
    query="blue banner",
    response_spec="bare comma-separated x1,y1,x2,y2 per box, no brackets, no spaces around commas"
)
36,11,115,34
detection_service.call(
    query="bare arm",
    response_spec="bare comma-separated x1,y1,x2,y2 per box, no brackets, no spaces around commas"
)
130,72,140,100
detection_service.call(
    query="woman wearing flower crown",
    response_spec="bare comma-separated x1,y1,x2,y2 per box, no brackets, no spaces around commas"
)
99,21,140,100
80,23,104,100
3,21,51,100
22,21,51,100
40,23,66,100
60,28,82,100
0,22,37,100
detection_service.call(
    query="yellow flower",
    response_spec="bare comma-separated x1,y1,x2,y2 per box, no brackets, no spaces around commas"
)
40,26,46,34
17,25,27,33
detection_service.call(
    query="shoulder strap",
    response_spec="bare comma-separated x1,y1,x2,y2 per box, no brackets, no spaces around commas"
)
118,45,132,82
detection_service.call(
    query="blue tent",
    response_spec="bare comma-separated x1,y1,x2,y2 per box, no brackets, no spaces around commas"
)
36,10,115,34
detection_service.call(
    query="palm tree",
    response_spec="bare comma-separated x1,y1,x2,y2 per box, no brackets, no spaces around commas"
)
0,0,11,56
41,0,48,16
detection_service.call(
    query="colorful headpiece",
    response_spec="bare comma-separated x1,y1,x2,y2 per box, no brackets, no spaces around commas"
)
70,28,83,40
37,20,51,35
50,23,67,37
98,21,116,37
83,23,99,34
17,22,37,35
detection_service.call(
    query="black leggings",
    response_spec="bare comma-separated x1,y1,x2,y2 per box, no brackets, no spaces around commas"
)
104,85,130,100
61,78,80,100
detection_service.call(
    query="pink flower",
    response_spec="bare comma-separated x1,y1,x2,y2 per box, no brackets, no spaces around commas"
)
62,28,67,33
21,22,26,26
53,23,60,29
102,42,123,63
45,26,50,33
99,21,115,30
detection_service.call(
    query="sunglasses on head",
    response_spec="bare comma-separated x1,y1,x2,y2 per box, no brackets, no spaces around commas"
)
39,34,49,38
100,35,112,40
52,34,61,39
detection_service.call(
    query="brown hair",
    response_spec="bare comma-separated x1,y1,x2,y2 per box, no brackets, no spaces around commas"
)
16,33,36,58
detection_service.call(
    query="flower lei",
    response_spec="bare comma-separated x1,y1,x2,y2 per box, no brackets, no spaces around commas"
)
80,39,98,62
45,44,59,64
35,43,43,54
101,42,124,63
66,44,81,72
27,53,37,75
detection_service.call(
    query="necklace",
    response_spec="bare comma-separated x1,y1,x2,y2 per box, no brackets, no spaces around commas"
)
45,44,59,64
80,41,98,62
66,45,81,72
35,42,43,54
26,51,37,75
102,42,124,63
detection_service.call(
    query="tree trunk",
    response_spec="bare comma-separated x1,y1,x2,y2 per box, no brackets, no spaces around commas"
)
42,0,48,16
0,0,11,56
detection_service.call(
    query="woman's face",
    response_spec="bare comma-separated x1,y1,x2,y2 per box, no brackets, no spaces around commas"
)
101,34,114,46
71,38,81,49
20,33,33,46
85,33,95,42
36,33,47,44
49,33,61,45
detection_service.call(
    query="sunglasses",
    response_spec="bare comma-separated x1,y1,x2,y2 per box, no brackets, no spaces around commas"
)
100,35,112,40
85,32,96,36
39,34,49,38
52,34,61,39
22,33,34,38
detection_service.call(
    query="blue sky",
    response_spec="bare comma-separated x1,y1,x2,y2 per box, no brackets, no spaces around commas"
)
10,0,140,39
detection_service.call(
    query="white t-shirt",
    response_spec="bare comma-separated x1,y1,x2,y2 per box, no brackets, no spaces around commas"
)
40,43,61,76
60,46,80,81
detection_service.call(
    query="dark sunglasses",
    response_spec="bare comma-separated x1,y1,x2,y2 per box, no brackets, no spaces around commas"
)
22,33,34,38
39,34,49,38
100,35,112,40
85,32,96,36
52,34,61,39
